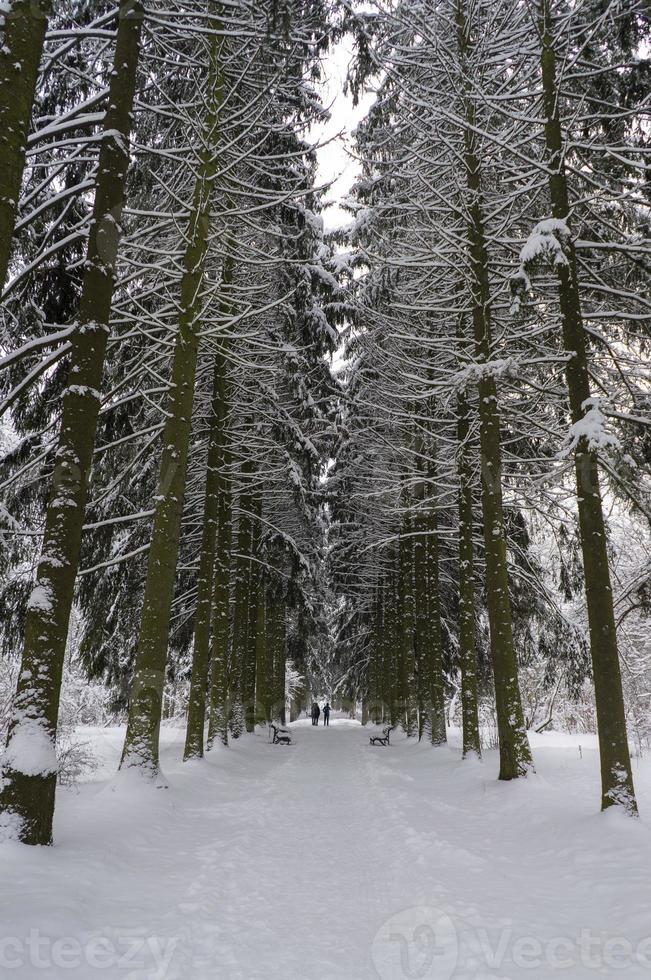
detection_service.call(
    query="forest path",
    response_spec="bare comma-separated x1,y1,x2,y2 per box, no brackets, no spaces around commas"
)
2,720,651,979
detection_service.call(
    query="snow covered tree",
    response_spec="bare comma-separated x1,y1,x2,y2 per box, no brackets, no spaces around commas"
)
0,0,143,844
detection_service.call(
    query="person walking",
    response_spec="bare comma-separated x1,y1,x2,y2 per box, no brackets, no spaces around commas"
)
311,702,320,726
322,702,331,726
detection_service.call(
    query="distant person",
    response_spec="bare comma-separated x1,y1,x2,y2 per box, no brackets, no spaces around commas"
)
311,702,320,726
323,702,331,726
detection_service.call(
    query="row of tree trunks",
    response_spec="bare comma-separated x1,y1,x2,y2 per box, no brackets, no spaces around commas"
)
359,0,540,769
198,474,287,744
368,498,481,751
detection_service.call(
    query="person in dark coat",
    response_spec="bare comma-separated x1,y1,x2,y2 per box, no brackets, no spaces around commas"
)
322,702,331,726
311,702,320,725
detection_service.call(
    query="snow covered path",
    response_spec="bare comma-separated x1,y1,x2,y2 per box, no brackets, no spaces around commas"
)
2,719,651,979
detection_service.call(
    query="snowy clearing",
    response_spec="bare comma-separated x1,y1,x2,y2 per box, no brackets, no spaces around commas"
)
2,718,651,979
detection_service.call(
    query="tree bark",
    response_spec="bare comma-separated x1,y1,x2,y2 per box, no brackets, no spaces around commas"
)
0,0,50,287
121,10,224,774
455,0,532,779
290,678,308,723
0,0,143,846
398,515,418,735
243,488,261,732
375,587,385,723
456,385,481,758
228,473,253,739
413,442,447,745
425,504,447,745
536,0,636,813
254,584,268,723
384,559,399,726
413,495,429,739
183,259,233,760
365,587,380,724
269,595,286,724
206,421,233,751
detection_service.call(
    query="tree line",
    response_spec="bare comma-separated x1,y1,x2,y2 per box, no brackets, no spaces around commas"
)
0,0,341,845
329,0,649,814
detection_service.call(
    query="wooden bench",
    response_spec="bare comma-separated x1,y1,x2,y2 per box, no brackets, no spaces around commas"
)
369,725,394,747
270,723,292,745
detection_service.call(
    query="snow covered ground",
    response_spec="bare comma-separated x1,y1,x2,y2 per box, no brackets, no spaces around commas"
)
2,718,651,979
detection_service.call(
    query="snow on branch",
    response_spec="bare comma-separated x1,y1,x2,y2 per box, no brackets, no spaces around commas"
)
562,398,620,456
511,218,572,312
452,357,520,391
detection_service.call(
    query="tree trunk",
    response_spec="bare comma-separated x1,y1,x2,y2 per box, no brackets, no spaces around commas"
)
228,475,253,739
425,504,447,745
455,0,532,780
456,386,481,758
183,259,233,760
384,560,399,726
121,12,224,774
290,679,308,723
254,585,268,723
537,0,636,814
0,0,50,287
413,440,446,745
413,451,429,740
398,515,418,735
243,488,261,732
370,585,384,723
206,420,233,751
0,0,143,846
269,595,286,724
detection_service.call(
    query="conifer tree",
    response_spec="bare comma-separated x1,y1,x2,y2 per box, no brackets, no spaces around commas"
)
0,0,144,843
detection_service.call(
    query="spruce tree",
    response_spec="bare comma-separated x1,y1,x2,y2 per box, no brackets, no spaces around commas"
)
0,0,144,843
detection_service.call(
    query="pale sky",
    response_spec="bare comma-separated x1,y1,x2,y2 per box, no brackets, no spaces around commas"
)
309,35,375,232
